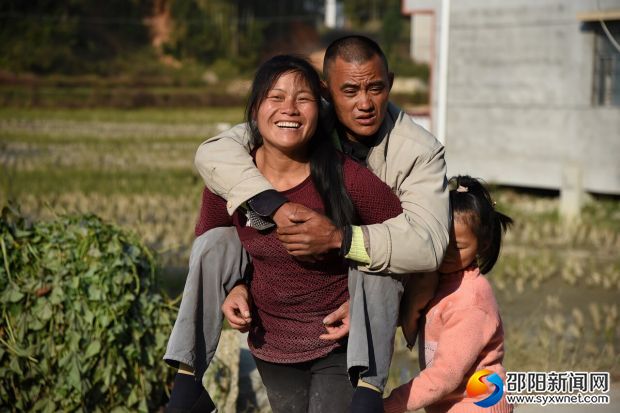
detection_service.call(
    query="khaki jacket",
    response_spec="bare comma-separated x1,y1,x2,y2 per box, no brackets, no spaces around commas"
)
194,102,450,274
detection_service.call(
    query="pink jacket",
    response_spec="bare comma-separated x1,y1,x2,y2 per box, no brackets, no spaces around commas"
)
384,266,512,413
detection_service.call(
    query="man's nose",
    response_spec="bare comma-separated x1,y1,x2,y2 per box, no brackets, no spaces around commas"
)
357,92,373,111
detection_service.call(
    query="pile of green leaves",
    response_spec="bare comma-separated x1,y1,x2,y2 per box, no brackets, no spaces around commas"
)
0,206,177,412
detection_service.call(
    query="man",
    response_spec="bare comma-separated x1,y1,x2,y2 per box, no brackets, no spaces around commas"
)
165,35,449,413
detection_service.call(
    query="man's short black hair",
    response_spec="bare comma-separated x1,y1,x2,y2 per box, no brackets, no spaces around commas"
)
323,35,389,79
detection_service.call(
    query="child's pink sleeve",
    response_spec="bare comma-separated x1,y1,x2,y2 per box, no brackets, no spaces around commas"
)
384,306,499,413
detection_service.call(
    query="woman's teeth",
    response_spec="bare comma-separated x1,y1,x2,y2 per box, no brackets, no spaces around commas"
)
276,121,300,128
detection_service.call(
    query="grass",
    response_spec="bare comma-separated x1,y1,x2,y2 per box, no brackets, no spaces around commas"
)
1,106,245,199
0,107,243,267
5,169,200,196
0,107,245,124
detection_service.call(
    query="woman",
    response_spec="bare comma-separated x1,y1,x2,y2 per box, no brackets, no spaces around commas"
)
193,55,402,412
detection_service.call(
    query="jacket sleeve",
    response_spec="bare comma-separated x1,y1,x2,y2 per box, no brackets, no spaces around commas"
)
194,123,275,215
383,306,499,413
361,142,450,274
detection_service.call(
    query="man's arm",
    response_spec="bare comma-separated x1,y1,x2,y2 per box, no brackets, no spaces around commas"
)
195,123,273,215
277,143,450,274
195,124,322,230
362,142,450,274
196,121,449,274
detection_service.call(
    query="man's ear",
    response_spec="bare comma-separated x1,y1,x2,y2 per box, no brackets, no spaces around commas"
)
388,72,394,91
320,80,331,101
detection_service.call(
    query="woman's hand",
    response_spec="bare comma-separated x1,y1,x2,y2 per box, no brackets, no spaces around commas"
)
222,283,252,332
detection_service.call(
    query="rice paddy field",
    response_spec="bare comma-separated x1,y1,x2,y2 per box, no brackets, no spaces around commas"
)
1,107,619,394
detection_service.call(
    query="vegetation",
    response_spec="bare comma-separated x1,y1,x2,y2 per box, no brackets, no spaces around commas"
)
0,1,427,87
0,1,324,76
0,1,430,115
0,206,177,411
0,1,152,74
0,107,244,270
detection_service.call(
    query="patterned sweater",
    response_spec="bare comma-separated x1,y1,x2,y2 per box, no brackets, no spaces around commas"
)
384,265,513,413
195,156,402,363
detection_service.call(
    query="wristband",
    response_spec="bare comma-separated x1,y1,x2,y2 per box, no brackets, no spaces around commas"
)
345,226,371,265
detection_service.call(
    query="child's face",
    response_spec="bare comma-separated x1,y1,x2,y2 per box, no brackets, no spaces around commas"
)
438,216,478,273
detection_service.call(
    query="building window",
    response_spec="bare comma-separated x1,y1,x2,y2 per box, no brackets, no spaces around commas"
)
593,20,620,106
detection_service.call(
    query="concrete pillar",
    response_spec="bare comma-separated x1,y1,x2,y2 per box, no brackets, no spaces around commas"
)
559,162,585,221
410,13,433,64
325,0,337,28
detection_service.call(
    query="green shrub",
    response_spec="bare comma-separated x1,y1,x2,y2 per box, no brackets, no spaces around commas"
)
0,206,177,412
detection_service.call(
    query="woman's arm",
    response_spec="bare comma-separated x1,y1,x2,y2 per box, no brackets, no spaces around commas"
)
195,187,234,236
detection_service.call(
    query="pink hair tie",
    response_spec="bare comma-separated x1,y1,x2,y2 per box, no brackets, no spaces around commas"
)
456,185,468,193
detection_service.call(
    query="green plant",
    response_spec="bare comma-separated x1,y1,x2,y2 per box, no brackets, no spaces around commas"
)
390,56,430,81
381,0,403,57
0,206,178,412
0,0,151,74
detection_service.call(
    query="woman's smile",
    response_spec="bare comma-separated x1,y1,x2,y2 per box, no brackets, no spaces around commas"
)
256,71,318,154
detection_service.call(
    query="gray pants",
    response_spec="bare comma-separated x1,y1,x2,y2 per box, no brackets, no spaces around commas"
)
164,227,403,391
347,268,403,390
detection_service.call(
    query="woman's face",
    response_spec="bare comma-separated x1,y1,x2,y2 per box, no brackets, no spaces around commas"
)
256,71,319,155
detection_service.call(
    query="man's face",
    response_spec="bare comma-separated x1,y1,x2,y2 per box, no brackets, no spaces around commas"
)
325,55,393,142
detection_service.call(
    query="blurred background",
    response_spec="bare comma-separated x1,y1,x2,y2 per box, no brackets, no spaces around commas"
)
0,0,618,411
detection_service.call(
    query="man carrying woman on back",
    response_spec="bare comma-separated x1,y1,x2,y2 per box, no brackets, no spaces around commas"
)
165,35,450,413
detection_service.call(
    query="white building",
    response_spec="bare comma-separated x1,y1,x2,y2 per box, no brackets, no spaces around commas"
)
403,0,620,196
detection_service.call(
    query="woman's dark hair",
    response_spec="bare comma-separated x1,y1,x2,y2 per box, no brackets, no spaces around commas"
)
448,175,513,274
245,54,357,227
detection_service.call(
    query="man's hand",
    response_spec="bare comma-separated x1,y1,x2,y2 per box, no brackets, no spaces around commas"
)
319,300,350,341
271,202,312,228
275,202,343,256
221,283,252,332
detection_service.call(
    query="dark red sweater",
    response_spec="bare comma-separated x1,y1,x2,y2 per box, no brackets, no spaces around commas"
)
195,156,402,363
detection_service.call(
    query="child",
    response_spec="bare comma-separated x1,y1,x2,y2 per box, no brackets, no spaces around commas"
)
384,175,514,413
